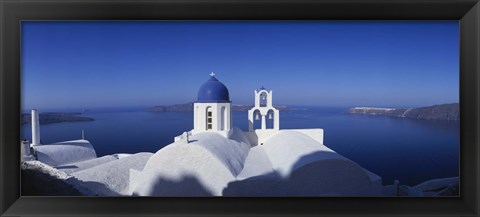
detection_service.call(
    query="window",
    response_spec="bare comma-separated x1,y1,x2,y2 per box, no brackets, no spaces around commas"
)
206,107,213,130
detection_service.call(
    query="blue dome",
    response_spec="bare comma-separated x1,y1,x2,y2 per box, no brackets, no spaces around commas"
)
196,76,230,103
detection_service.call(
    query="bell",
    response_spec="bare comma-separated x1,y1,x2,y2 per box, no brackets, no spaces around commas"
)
262,95,266,101
255,113,260,120
269,112,273,119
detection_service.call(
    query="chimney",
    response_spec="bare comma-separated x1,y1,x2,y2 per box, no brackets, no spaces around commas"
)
31,109,41,146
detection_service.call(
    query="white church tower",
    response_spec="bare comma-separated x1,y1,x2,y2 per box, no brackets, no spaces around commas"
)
192,72,232,137
248,87,280,131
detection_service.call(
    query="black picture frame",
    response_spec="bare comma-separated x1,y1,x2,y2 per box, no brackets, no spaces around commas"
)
1,0,479,216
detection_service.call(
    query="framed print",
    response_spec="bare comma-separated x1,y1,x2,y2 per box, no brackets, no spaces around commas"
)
1,0,479,216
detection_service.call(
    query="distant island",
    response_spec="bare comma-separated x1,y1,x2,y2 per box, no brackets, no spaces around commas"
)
21,112,95,125
347,103,459,121
146,102,288,112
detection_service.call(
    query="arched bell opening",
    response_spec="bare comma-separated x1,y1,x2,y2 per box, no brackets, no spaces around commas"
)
266,110,275,129
260,92,267,107
253,109,262,130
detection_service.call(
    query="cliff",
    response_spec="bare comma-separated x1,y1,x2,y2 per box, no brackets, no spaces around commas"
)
347,103,459,121
21,112,94,125
146,102,288,112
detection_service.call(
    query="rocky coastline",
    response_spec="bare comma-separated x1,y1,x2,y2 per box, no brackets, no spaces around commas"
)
146,102,288,112
347,103,459,121
21,112,94,125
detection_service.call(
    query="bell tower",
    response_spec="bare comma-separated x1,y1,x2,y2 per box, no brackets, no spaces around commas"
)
248,87,280,131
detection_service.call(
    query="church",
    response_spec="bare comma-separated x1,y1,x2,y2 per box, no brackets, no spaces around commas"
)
127,73,383,196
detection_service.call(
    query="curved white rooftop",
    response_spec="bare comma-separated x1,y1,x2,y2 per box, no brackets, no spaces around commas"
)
224,131,382,196
130,128,251,196
34,139,97,167
72,152,153,196
129,129,382,196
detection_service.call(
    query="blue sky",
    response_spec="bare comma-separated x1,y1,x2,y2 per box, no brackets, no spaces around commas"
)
21,21,459,111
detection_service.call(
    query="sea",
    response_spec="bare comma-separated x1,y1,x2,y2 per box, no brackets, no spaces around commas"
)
20,106,459,186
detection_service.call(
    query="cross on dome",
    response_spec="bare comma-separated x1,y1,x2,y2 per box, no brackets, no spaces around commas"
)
210,72,216,77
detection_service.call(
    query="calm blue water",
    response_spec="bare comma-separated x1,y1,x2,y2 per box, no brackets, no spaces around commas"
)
20,107,459,186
